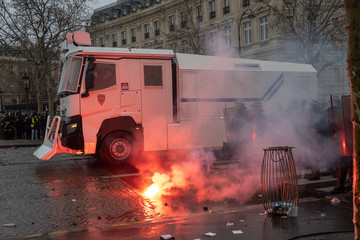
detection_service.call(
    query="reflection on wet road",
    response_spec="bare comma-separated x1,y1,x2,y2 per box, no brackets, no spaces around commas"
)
0,147,250,239
0,148,159,239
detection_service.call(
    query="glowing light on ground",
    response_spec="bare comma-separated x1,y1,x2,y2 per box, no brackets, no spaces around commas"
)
144,184,159,198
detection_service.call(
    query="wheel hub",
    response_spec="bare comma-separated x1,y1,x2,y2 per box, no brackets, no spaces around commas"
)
110,139,129,160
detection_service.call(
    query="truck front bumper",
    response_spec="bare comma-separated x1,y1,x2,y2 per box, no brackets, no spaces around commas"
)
34,116,78,160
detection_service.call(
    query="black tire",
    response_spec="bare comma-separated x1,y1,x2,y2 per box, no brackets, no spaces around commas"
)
100,131,132,165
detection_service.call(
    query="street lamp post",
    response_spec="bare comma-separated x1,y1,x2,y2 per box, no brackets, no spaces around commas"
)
0,88,3,113
23,73,30,111
236,9,256,57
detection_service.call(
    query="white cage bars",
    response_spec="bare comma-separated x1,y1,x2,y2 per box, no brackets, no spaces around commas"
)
261,146,298,215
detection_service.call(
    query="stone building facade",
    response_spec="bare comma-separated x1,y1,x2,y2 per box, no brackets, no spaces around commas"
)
89,0,349,105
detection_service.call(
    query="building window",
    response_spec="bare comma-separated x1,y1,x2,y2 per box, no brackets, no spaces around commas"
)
224,24,232,48
155,20,160,36
144,24,149,39
244,21,252,44
196,5,203,22
121,31,127,45
209,1,216,19
9,66,14,73
182,40,188,53
112,11,118,19
100,37,104,47
112,34,117,47
334,68,340,82
91,39,96,46
169,15,175,31
145,0,150,7
101,15,107,22
242,0,250,7
9,83,15,93
198,35,205,54
223,0,230,14
260,16,269,41
170,43,176,52
209,31,217,50
181,12,187,28
144,66,163,86
131,28,136,42
122,8,127,16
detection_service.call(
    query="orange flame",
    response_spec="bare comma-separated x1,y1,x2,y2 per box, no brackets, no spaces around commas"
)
144,184,159,198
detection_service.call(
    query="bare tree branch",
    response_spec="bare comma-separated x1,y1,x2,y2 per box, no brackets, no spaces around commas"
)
0,0,92,114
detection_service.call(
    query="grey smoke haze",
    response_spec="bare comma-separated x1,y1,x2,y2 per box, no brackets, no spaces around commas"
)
130,43,337,207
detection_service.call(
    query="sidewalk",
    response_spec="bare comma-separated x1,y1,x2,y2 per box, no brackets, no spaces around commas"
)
0,138,43,148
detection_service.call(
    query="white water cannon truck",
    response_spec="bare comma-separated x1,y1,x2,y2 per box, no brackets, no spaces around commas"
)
34,31,318,165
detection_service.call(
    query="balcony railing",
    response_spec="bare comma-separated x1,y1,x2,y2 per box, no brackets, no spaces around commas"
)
132,36,136,42
122,39,127,45
155,29,160,36
223,6,230,14
209,11,216,19
169,25,175,31
112,41,117,47
145,32,149,39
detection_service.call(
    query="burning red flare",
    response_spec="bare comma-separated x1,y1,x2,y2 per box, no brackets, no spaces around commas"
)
144,184,159,198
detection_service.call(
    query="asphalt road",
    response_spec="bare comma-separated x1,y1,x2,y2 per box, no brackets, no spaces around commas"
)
0,146,354,240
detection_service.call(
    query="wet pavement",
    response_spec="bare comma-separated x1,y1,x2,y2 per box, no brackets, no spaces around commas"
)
0,141,355,240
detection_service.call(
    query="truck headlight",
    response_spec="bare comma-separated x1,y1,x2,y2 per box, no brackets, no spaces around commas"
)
66,123,78,134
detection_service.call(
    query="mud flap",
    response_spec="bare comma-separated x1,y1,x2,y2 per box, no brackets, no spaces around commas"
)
34,116,77,160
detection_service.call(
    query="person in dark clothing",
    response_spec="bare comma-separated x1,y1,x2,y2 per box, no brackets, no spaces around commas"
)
305,101,329,180
24,114,31,139
39,112,47,139
15,112,25,139
331,156,353,194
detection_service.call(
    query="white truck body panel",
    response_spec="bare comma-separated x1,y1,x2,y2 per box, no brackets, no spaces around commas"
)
140,59,173,151
167,53,318,149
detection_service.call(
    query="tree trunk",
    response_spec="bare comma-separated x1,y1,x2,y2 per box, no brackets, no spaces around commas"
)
344,1,360,239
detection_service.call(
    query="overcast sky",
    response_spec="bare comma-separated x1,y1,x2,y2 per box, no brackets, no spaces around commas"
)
91,0,117,11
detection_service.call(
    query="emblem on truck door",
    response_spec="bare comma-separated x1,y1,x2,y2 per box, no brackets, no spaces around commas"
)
97,94,105,105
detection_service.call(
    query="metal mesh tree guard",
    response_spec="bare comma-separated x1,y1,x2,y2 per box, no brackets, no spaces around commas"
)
261,146,298,215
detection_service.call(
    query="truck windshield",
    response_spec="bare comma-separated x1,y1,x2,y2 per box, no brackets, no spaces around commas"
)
58,56,83,94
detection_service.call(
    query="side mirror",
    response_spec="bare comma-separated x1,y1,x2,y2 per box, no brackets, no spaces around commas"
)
81,58,95,98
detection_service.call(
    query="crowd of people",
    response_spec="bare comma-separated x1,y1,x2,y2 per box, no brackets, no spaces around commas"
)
0,112,47,140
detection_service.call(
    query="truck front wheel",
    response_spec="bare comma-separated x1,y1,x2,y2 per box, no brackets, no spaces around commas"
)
100,131,132,165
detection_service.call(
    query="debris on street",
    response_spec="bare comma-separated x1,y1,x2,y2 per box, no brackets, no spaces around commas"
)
226,222,234,226
160,234,175,240
232,230,243,234
331,197,341,205
2,223,16,227
204,232,216,237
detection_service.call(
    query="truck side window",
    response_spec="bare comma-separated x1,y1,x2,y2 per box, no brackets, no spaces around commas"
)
144,65,162,86
90,63,116,91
